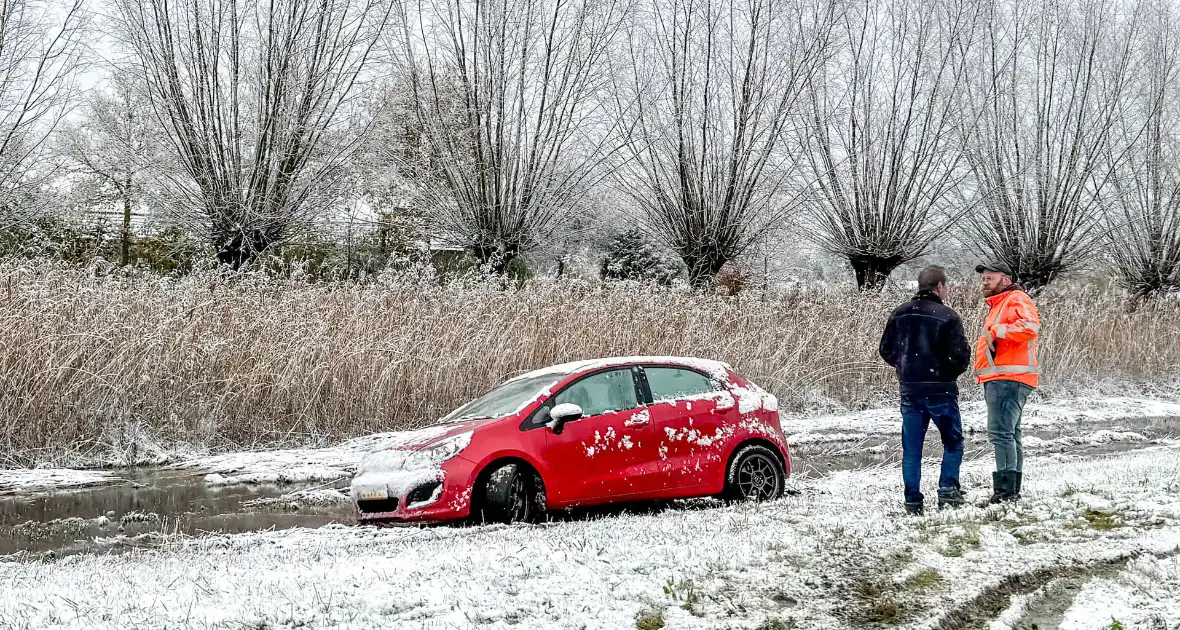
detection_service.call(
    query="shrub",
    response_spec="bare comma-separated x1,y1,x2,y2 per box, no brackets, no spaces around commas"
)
601,229,681,286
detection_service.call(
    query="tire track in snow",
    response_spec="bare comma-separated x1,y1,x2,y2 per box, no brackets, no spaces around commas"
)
933,547,1180,630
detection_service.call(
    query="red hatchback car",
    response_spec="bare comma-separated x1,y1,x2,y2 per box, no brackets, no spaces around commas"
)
350,356,790,524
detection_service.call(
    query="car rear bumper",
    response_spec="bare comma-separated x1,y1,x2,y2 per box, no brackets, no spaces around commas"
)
354,457,477,523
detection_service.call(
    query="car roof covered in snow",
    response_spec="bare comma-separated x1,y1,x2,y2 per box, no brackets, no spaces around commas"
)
504,356,733,384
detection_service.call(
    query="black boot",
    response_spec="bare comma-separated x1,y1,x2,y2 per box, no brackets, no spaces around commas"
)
937,487,965,509
988,471,1007,505
1010,471,1023,501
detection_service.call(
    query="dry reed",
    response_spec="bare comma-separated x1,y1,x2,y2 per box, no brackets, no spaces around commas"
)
2,261,1178,465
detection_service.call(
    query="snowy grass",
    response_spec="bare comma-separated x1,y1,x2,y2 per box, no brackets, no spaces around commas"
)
3,260,1180,465
3,445,1180,629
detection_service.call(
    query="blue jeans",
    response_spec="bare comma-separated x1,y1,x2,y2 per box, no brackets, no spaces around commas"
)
900,394,964,506
985,380,1033,472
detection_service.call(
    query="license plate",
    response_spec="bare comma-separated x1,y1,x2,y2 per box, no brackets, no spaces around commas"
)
359,490,386,501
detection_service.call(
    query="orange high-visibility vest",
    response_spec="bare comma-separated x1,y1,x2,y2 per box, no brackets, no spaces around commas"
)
974,289,1041,388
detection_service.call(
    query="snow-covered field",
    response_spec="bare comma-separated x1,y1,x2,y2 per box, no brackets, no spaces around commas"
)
3,443,1180,627
2,395,1180,629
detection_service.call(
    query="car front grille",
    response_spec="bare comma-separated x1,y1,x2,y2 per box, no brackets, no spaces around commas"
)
407,481,442,507
357,498,398,514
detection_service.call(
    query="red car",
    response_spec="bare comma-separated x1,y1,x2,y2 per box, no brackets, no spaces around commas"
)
350,356,790,524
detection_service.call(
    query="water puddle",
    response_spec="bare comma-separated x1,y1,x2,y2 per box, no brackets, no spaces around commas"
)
0,469,353,559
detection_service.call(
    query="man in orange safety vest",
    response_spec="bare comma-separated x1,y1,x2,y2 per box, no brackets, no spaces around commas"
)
974,261,1040,504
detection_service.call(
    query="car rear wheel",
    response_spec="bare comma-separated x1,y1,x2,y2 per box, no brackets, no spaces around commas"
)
480,463,541,524
723,445,785,502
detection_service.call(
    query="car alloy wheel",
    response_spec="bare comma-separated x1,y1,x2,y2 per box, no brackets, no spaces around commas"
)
723,444,785,503
737,453,780,500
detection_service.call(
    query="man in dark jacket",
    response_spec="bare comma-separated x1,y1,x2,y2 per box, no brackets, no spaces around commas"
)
879,266,972,514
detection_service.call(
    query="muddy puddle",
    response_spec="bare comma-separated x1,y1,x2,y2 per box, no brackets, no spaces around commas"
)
0,469,354,559
2,416,1176,560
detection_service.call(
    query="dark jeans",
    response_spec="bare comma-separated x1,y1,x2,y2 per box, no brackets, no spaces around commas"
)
985,380,1033,472
900,394,964,506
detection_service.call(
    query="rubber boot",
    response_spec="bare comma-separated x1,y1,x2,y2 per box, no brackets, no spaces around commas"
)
987,471,1007,505
1010,471,1023,501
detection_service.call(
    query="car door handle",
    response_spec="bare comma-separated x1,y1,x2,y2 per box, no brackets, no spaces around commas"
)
624,411,651,427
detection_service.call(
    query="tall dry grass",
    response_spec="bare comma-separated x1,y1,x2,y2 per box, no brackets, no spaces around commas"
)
2,260,1179,465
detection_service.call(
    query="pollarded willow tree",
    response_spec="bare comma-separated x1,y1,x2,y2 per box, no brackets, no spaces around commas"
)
960,0,1141,292
1106,0,1180,299
800,0,982,291
611,0,838,289
0,0,87,230
393,0,634,272
112,0,394,268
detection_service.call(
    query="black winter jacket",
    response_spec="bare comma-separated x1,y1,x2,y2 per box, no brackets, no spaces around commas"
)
878,291,972,396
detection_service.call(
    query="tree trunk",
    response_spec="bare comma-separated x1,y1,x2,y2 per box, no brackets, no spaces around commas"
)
471,243,520,275
121,194,133,266
849,254,903,291
683,252,728,291
1010,265,1058,295
215,230,274,270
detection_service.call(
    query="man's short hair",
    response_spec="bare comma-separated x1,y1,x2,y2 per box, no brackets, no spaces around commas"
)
918,266,948,292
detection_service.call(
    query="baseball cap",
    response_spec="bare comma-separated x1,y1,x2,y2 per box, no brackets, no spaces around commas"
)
974,261,1014,277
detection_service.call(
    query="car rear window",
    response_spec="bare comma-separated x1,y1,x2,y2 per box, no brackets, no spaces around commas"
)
645,367,716,402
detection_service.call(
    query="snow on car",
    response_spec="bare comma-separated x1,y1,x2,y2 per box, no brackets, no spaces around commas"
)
349,356,790,524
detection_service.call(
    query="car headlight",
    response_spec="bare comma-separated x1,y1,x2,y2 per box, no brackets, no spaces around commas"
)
413,431,474,468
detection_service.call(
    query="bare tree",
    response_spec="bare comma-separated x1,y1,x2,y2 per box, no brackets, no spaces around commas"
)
610,0,837,289
1106,1,1180,299
112,0,393,268
800,0,980,291
0,0,87,230
392,0,633,272
960,0,1140,292
59,70,165,265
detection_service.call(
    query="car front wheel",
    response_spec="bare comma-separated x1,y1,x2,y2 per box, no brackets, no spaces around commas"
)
723,445,785,502
480,463,541,524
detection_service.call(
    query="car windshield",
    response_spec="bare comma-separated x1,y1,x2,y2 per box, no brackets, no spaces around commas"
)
442,374,563,422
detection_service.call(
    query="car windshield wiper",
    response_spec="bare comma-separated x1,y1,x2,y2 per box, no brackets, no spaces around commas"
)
453,414,496,421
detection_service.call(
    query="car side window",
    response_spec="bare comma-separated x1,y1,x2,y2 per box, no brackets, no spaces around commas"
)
553,369,638,417
645,367,716,402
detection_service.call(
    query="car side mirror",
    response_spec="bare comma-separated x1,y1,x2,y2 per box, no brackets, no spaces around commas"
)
548,403,583,434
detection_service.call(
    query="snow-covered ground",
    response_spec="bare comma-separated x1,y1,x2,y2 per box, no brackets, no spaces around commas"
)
782,395,1180,444
185,425,457,487
2,395,1179,628
0,469,114,496
1057,554,1180,629
3,439,1180,628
